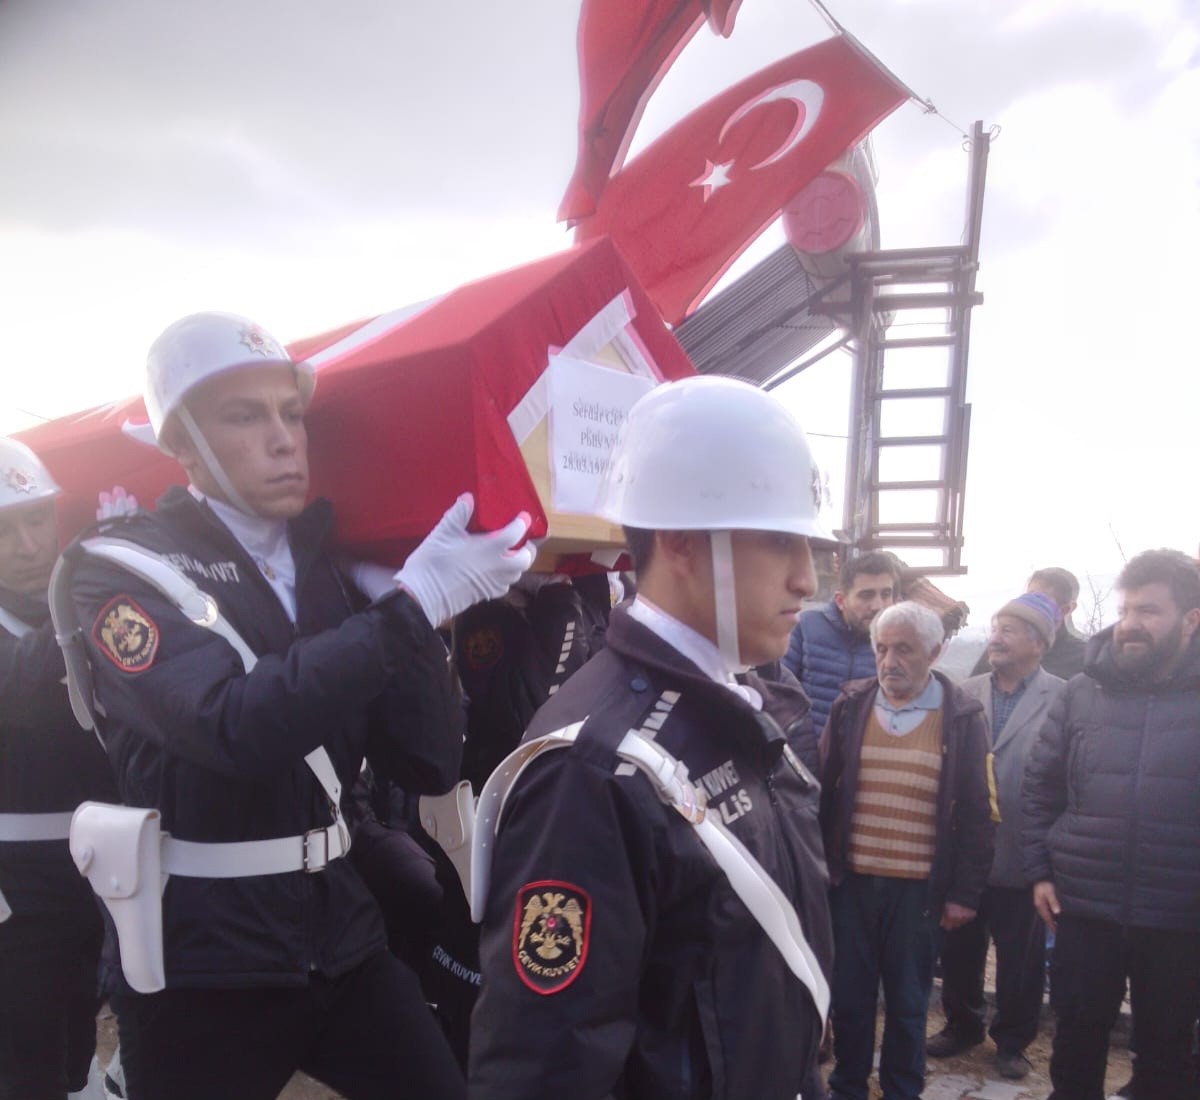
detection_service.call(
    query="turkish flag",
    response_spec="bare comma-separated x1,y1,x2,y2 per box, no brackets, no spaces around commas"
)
18,239,694,561
558,0,745,224
575,36,909,324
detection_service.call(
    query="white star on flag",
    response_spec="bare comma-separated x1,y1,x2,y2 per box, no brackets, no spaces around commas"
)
689,159,734,202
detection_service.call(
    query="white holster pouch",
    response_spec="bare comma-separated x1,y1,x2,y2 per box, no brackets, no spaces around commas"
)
70,803,166,994
51,537,351,993
419,780,475,907
472,722,831,1023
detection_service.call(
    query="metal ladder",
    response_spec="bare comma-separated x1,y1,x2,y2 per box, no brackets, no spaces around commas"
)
834,122,991,575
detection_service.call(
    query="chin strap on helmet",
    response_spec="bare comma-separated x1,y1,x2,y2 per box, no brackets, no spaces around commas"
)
175,406,257,517
710,530,746,672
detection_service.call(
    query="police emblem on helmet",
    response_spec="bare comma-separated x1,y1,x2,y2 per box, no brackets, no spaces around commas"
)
512,881,591,995
3,467,36,494
239,325,284,359
810,464,823,511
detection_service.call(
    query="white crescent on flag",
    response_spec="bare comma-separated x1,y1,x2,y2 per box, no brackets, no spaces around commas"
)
120,418,158,449
717,78,825,170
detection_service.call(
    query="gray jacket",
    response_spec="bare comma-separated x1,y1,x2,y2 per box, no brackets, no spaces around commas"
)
961,667,1064,888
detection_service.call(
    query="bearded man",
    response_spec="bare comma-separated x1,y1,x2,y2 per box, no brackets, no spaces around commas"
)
1023,548,1200,1100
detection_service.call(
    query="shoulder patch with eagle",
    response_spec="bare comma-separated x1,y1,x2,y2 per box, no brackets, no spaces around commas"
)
511,880,591,995
92,596,159,673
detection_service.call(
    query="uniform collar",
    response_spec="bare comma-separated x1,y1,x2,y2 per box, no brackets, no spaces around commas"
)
627,596,762,710
187,487,297,622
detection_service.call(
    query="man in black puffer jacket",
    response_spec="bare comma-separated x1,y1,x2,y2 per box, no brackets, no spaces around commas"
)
1023,548,1200,1100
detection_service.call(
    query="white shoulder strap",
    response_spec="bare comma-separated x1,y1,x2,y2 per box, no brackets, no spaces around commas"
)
472,722,830,1022
0,605,32,637
50,537,343,823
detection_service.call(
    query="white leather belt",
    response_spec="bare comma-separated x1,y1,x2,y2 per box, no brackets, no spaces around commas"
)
472,721,831,1022
0,811,75,842
162,821,349,877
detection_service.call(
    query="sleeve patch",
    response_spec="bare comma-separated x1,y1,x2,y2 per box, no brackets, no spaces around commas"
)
512,880,591,995
92,596,160,673
463,626,504,670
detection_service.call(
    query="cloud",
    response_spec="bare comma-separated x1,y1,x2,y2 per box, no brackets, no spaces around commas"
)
0,0,581,237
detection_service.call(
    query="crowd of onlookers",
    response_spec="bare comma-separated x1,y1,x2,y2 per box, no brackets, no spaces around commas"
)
784,551,1200,1100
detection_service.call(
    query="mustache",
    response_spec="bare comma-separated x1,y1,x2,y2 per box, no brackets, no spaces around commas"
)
1116,631,1153,646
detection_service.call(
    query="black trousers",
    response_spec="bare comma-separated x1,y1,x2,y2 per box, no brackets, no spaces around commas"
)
0,908,103,1100
111,950,464,1100
1048,914,1200,1100
938,883,1046,1053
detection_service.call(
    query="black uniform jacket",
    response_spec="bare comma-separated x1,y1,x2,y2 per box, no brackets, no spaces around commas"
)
469,605,833,1100
64,487,462,991
0,586,118,916
819,670,996,913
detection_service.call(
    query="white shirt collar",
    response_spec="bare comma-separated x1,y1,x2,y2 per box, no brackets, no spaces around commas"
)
627,596,762,710
190,487,298,623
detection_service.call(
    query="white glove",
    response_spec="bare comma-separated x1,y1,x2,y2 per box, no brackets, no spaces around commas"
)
395,493,536,627
96,486,139,520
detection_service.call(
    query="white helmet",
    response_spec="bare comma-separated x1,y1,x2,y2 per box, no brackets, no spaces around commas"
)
0,437,61,511
144,312,315,450
596,375,834,542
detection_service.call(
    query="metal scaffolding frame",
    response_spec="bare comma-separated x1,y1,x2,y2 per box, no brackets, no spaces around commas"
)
824,121,990,574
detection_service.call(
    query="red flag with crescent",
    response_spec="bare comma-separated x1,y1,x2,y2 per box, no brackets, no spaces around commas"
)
574,36,909,324
558,0,745,224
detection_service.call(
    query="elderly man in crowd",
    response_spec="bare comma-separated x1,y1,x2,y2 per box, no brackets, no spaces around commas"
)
820,601,996,1100
973,567,1086,681
929,591,1065,1080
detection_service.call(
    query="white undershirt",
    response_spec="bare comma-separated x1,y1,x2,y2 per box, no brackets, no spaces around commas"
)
627,596,762,711
192,489,298,623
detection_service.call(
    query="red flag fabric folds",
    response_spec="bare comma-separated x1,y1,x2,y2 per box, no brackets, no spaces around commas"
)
558,0,744,224
18,239,694,561
575,36,909,324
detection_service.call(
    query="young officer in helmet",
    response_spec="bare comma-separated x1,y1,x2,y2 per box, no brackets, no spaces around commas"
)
469,376,835,1100
60,312,535,1100
0,438,118,1100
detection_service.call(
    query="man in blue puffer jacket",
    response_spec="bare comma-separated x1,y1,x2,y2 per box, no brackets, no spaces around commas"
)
783,551,898,759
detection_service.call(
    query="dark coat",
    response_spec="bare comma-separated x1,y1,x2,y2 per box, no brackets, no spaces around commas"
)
65,487,462,991
0,587,118,916
783,601,877,736
1022,627,1200,931
469,606,832,1100
818,670,997,912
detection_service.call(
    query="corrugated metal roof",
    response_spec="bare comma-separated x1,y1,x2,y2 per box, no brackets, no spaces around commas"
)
673,244,838,384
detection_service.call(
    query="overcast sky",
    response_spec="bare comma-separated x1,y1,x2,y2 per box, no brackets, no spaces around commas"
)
1,0,1196,621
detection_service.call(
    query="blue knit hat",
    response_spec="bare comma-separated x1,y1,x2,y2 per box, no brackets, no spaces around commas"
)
998,591,1059,647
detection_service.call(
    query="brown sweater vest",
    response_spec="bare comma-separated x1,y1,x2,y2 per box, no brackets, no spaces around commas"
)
847,706,943,880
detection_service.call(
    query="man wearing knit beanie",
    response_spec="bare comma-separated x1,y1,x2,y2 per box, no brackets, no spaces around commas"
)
928,591,1066,1079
